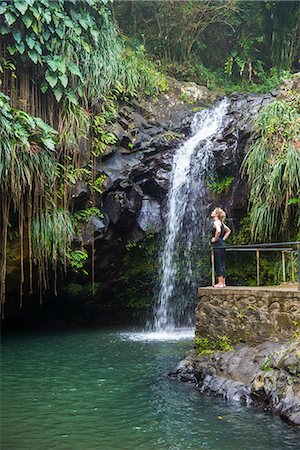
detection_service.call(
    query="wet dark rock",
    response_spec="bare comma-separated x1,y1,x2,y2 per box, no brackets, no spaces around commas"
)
100,152,144,182
103,182,143,227
71,181,89,209
170,339,300,426
80,88,277,286
169,352,197,383
136,196,163,233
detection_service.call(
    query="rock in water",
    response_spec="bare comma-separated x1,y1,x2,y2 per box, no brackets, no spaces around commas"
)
169,339,300,426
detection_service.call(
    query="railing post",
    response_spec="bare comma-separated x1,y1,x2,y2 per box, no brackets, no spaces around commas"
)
282,251,286,283
297,244,300,291
211,249,215,287
291,251,295,284
256,249,260,286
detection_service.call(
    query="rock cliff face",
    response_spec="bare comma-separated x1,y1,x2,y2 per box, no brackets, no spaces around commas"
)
79,87,273,284
4,78,278,321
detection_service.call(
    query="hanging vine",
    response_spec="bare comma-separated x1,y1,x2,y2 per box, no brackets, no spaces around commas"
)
0,0,167,315
0,93,57,316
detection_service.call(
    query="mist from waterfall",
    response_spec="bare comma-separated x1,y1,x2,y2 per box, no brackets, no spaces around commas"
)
153,99,229,331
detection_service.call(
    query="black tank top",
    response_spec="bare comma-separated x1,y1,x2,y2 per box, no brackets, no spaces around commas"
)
210,222,225,248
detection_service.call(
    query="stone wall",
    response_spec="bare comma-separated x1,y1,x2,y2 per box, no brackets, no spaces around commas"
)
196,287,300,344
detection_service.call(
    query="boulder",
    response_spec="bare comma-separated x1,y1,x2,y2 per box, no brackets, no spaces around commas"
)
136,196,163,233
104,182,143,227
181,81,211,103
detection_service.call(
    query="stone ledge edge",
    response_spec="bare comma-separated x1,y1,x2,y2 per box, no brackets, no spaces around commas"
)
198,287,300,299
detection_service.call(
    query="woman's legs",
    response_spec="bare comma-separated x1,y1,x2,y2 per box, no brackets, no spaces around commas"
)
214,248,226,287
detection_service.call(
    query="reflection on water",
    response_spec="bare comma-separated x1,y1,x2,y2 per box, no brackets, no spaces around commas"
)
1,328,299,450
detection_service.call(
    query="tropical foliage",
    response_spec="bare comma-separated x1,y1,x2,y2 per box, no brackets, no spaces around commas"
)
114,0,300,91
0,0,299,318
0,0,166,103
0,92,58,311
0,0,166,315
242,90,300,241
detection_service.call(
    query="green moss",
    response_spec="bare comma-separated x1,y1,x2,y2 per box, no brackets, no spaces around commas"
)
66,250,88,275
246,305,257,312
72,207,103,224
64,282,101,297
292,320,300,339
119,234,159,310
260,357,273,372
195,336,234,355
163,130,184,142
205,175,235,195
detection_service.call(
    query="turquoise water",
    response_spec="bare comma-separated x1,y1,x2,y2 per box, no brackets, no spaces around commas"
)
1,328,299,450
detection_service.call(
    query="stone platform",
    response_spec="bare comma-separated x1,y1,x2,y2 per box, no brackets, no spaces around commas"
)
196,285,300,344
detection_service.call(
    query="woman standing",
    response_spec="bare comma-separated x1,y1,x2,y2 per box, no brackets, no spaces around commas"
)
210,207,231,288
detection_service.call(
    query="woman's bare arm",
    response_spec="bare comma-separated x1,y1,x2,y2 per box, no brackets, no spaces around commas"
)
223,224,231,241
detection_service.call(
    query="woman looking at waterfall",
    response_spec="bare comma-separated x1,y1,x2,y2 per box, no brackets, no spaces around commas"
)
210,207,231,288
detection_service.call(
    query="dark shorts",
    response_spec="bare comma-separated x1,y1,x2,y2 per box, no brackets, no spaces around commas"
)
213,247,226,277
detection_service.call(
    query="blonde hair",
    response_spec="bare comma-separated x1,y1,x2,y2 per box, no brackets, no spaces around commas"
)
213,207,226,222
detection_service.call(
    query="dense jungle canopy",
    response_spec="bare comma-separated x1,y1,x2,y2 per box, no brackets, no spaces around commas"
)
0,0,299,319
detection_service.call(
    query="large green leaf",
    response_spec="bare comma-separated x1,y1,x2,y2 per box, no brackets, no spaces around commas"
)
16,41,25,55
78,16,89,30
56,25,65,39
43,11,52,24
7,46,17,56
64,17,73,28
60,74,68,88
22,14,33,29
25,34,36,50
35,117,57,134
82,41,91,53
47,59,59,72
57,60,66,74
32,20,41,35
28,49,39,63
14,1,28,15
40,82,48,94
41,137,56,151
5,11,16,25
45,72,58,88
40,0,50,7
35,41,42,55
13,29,22,44
77,86,83,98
42,30,50,41
90,29,100,42
73,26,82,36
31,6,41,20
68,62,82,78
0,24,10,35
66,91,78,105
0,3,7,15
53,89,63,102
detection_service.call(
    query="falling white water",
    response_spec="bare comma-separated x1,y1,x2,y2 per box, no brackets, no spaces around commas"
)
153,99,229,332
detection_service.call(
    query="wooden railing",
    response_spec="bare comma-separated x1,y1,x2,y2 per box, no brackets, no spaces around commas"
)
211,241,300,290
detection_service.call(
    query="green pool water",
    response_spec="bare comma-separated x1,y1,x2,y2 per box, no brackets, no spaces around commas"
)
1,328,299,450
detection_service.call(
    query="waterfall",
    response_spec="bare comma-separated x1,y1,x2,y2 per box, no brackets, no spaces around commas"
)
153,99,229,331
